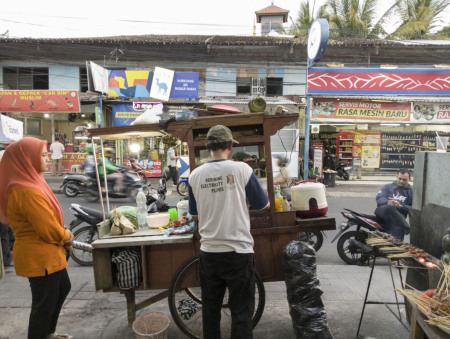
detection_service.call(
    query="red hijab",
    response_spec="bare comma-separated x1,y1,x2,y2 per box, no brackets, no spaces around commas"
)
0,137,64,225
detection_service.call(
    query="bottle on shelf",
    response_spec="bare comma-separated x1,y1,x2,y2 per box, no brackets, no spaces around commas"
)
282,196,291,211
136,188,147,229
274,185,283,212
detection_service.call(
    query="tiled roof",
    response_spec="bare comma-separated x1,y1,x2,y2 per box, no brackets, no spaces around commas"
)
1,35,434,48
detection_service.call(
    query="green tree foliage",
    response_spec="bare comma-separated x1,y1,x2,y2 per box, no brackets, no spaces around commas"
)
387,0,449,39
287,0,394,38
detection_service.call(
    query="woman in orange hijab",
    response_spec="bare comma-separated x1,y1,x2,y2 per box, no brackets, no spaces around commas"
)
0,137,74,339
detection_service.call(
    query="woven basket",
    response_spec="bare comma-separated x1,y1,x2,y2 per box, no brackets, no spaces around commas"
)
132,312,170,339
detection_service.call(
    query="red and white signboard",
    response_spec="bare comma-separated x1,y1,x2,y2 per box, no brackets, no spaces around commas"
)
0,90,80,113
411,102,450,123
312,99,411,122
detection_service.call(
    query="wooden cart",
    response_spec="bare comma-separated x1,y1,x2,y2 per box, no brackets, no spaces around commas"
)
88,113,336,337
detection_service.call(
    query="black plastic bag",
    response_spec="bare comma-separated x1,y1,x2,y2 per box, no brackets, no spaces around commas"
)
281,240,333,339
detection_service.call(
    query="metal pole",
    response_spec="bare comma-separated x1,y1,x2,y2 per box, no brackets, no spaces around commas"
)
100,138,110,214
91,137,106,220
304,60,311,180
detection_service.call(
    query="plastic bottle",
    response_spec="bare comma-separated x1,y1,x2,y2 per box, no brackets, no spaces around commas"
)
136,188,147,229
282,196,290,211
274,186,283,212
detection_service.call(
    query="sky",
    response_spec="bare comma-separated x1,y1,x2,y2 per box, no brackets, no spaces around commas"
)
1,0,449,39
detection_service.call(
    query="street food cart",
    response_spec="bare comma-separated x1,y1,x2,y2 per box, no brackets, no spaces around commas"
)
88,113,336,337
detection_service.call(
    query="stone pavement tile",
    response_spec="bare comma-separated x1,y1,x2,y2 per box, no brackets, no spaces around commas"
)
63,299,93,308
0,297,31,307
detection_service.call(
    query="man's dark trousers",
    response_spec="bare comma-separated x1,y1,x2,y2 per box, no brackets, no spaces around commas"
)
0,222,12,266
375,204,409,240
168,165,178,185
199,251,255,339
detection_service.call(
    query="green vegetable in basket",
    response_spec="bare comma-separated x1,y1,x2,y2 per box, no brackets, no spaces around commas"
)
109,206,138,228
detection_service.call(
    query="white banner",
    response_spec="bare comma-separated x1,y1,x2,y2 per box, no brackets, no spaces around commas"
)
150,67,174,102
411,103,450,123
1,115,23,141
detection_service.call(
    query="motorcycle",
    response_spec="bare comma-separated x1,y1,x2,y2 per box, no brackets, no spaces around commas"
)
331,208,386,265
128,158,148,185
69,176,170,266
323,154,352,180
61,173,89,197
298,231,324,252
177,177,189,196
83,168,147,203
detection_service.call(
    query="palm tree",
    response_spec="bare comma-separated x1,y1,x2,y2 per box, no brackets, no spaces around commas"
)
321,0,395,38
286,0,393,38
387,0,449,39
287,1,328,36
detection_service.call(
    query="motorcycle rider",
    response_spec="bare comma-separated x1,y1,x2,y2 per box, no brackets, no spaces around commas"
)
374,169,412,240
98,148,125,192
82,143,97,178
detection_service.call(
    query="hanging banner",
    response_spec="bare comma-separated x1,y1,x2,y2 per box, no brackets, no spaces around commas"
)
150,67,174,102
108,70,153,97
0,90,80,113
312,99,410,122
87,61,109,95
411,103,450,123
308,68,450,95
170,72,199,99
0,115,23,141
112,102,162,127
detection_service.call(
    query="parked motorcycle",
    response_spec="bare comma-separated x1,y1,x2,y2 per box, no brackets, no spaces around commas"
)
331,208,386,265
69,176,170,266
83,168,146,203
128,158,148,185
177,178,189,196
323,154,352,180
61,173,89,197
298,231,324,252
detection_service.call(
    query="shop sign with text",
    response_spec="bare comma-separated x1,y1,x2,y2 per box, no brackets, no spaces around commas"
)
0,90,80,113
312,99,410,122
308,68,450,95
411,102,450,123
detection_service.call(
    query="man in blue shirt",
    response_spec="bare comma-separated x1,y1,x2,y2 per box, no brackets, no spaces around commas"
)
375,169,413,240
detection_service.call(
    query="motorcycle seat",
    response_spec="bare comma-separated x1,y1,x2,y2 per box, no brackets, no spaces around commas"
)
357,212,383,223
78,206,104,220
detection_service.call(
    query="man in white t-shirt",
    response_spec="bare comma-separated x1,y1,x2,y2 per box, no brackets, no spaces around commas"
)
188,125,269,338
166,142,179,187
50,136,65,176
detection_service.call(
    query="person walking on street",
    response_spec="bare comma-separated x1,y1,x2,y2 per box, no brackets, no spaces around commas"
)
0,137,74,339
0,143,12,267
374,168,413,241
50,136,65,176
188,125,269,338
167,142,179,187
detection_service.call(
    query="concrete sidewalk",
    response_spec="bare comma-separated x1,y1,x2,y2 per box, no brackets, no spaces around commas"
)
0,261,409,339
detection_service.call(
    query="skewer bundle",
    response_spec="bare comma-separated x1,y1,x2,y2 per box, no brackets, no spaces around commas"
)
397,263,450,332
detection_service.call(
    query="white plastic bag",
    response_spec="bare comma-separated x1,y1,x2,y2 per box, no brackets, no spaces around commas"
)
131,104,163,125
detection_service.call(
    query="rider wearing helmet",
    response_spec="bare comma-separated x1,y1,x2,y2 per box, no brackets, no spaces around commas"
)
82,143,97,177
99,147,125,192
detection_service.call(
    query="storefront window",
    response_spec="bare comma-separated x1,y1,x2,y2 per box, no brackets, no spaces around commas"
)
26,118,41,135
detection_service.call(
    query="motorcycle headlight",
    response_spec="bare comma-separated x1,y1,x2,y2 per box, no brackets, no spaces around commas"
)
133,176,140,182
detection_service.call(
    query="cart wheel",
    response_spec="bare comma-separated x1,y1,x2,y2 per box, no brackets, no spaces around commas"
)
168,254,265,338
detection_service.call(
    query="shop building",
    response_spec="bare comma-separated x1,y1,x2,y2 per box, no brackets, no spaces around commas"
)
0,36,448,175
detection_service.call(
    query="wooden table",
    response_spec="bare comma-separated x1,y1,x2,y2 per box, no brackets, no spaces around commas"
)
409,301,450,338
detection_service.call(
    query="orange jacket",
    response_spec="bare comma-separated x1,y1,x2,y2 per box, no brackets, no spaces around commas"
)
7,188,71,277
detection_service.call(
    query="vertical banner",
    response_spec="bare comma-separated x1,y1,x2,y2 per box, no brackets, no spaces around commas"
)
361,145,381,168
313,147,323,178
150,67,174,101
95,107,103,128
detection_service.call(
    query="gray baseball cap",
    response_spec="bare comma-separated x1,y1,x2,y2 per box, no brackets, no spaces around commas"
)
207,125,239,144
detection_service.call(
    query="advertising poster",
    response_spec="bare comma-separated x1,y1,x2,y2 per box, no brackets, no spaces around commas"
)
361,145,380,168
312,99,410,122
170,72,199,99
308,68,450,96
108,70,153,97
0,90,80,113
313,147,323,178
411,102,450,123
112,102,163,127
0,115,23,141
47,152,86,173
124,159,162,177
150,67,174,102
